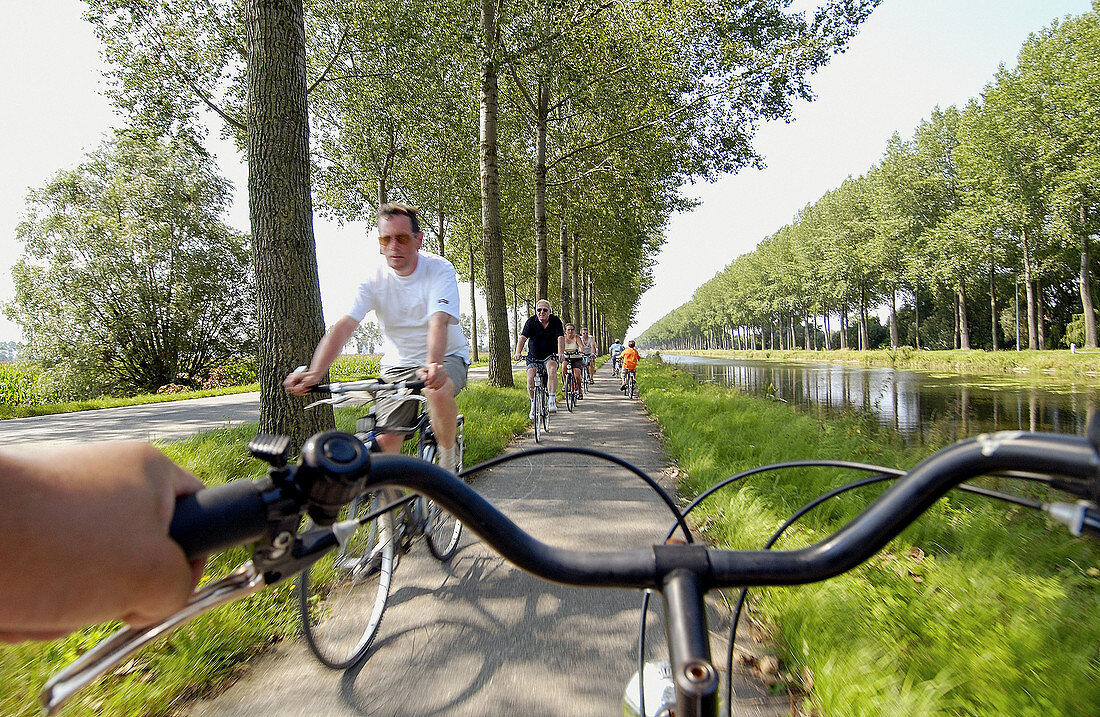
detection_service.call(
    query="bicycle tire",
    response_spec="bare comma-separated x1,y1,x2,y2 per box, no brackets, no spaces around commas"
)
298,490,394,669
533,386,543,443
564,373,575,412
420,442,463,560
542,387,551,434
628,374,635,399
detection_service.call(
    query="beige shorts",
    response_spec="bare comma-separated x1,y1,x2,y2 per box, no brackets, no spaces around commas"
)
375,355,468,431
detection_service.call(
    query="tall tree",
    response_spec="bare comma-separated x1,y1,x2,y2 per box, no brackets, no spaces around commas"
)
87,0,334,441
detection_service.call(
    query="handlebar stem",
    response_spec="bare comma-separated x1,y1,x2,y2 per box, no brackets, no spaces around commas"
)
662,569,718,717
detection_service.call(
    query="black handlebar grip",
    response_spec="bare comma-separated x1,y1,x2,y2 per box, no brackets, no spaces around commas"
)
169,479,268,561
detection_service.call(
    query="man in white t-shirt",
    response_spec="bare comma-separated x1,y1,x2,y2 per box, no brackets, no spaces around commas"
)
284,203,469,473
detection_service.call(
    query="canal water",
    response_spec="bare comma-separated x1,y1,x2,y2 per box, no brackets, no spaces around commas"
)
660,353,1100,443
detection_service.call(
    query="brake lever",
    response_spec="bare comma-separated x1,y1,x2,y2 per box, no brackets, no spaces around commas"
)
40,563,265,715
304,394,352,410
41,522,342,714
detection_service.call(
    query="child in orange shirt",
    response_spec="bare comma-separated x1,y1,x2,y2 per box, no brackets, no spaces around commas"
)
619,340,640,392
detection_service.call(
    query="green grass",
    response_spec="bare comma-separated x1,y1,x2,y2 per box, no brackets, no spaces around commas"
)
0,380,528,717
678,347,1100,380
0,355,385,420
636,358,1100,716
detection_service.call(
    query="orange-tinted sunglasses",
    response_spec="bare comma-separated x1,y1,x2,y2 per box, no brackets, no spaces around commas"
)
379,233,415,247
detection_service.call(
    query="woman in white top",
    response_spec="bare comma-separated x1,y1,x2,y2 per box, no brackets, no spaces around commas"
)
561,324,586,398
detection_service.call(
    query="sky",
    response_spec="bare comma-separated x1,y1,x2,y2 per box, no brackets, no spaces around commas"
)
1,0,1095,345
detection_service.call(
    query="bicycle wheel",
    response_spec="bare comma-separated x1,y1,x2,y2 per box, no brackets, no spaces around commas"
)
533,386,543,443
297,491,395,669
420,443,463,560
628,374,636,399
564,373,575,412
541,388,551,434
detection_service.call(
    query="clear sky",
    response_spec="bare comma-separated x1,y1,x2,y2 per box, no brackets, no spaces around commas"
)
1,0,1095,344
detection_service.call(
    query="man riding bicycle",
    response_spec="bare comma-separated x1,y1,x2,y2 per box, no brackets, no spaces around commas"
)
579,327,597,384
284,202,469,474
608,338,624,376
513,299,565,417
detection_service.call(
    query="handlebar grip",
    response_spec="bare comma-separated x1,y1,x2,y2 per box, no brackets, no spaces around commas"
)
169,479,268,561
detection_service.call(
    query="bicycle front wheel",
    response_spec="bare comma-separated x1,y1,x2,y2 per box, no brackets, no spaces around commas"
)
297,491,394,669
533,388,543,443
564,374,575,412
420,443,463,560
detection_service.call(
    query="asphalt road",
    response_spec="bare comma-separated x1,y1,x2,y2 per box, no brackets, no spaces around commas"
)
0,368,490,451
0,392,262,451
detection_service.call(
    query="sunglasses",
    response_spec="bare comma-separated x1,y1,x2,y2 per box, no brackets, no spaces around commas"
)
536,308,549,313
379,233,415,247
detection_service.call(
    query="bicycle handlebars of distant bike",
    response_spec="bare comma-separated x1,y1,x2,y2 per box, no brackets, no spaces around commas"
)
41,412,1100,716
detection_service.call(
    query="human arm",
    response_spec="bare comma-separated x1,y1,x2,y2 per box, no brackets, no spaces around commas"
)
0,442,205,642
513,335,528,361
420,311,452,390
283,315,359,395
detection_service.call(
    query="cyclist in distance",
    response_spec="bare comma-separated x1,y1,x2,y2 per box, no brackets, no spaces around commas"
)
561,322,586,399
0,441,205,643
579,327,598,384
512,299,566,417
619,340,640,393
608,338,624,375
284,202,469,474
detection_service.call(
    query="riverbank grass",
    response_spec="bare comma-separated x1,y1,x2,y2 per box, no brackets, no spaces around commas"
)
0,382,528,717
679,347,1100,379
637,358,1100,716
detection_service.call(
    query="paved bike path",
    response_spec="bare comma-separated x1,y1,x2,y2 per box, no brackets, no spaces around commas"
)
187,363,784,716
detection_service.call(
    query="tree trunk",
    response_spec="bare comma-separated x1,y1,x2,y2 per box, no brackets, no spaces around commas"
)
989,261,999,351
559,220,570,323
1022,228,1038,350
1080,203,1097,347
839,306,849,350
957,284,970,350
914,282,921,349
570,235,579,322
953,291,960,349
858,289,869,351
479,0,513,386
468,241,479,362
246,0,333,445
437,205,446,258
1036,281,1047,350
889,287,898,348
533,78,549,301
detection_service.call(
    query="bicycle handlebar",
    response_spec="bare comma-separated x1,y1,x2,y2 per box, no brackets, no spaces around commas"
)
355,430,1100,589
164,429,1100,589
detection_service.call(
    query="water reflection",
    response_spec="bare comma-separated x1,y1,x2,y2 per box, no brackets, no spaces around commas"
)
662,354,1100,443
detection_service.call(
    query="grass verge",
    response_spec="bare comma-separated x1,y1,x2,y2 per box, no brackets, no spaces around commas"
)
637,358,1100,716
0,381,528,717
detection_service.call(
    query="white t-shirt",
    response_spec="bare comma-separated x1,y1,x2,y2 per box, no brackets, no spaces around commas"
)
347,251,470,368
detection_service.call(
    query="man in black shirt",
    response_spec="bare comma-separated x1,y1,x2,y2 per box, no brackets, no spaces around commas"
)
512,298,566,416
